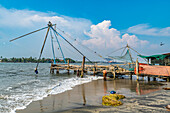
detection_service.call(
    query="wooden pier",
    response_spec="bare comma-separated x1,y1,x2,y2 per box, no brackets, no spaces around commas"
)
50,57,170,82
50,57,135,79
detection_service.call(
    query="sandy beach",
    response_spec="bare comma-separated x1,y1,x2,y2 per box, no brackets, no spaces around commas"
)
16,77,170,113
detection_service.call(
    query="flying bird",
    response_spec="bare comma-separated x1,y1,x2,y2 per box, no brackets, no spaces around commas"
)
160,42,165,46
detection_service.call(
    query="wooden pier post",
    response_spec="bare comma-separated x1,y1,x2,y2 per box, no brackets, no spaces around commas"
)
67,59,70,75
130,72,132,80
81,56,85,78
56,69,59,74
147,58,149,64
93,67,95,76
51,69,54,74
50,63,53,74
136,58,139,81
153,77,156,81
77,69,80,77
74,70,77,74
167,77,170,82
50,68,52,73
142,75,144,81
113,67,116,80
113,71,116,80
148,76,150,82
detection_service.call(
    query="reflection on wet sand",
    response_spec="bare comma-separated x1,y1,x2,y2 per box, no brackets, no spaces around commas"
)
137,81,141,95
17,79,164,113
82,84,86,106
136,81,162,95
104,81,107,95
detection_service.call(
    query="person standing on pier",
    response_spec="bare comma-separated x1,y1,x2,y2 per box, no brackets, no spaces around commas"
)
103,69,107,81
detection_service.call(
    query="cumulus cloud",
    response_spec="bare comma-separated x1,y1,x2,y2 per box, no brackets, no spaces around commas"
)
122,33,149,47
0,6,92,37
127,24,170,36
83,20,148,49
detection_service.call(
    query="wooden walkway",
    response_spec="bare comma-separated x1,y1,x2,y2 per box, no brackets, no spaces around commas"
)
50,59,135,79
50,58,170,82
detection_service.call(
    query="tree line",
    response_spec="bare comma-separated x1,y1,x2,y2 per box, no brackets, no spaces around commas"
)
0,56,75,63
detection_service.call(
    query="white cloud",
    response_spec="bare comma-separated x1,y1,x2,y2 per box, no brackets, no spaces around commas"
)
0,6,92,58
122,33,149,48
127,24,170,36
83,20,149,49
0,6,92,36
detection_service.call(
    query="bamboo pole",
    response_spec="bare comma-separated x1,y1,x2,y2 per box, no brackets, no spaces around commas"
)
56,69,59,74
93,67,95,76
148,75,150,82
35,26,50,74
113,71,116,80
136,58,139,81
130,72,132,80
167,77,170,82
153,77,156,81
113,67,116,80
67,59,70,75
147,58,149,64
74,70,77,74
51,69,54,74
50,63,54,74
81,56,85,78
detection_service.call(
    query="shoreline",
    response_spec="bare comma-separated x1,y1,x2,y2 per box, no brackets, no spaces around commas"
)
16,77,170,113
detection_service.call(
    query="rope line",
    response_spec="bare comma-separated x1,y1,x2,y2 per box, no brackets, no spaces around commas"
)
35,27,50,74
49,29,56,64
52,28,66,64
55,27,107,61
106,46,126,56
51,26,94,64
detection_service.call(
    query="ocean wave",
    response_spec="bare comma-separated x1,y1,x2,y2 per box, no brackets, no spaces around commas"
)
1,75,100,113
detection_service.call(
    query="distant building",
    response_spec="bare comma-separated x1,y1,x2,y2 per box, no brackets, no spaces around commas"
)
138,53,170,66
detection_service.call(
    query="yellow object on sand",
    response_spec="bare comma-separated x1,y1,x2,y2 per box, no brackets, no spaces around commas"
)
102,94,125,106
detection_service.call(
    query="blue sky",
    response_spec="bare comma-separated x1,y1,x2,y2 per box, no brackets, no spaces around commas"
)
0,0,170,61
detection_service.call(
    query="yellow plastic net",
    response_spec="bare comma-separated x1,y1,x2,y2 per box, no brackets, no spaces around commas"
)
102,94,125,106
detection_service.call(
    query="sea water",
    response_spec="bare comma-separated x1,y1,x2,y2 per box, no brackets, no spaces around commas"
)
0,63,99,113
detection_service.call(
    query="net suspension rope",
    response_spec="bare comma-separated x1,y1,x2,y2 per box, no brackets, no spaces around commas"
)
51,28,66,63
55,27,107,61
49,28,56,64
10,21,96,74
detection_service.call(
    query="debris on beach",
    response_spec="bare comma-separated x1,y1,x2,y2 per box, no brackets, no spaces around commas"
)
102,94,125,107
163,87,170,90
166,105,170,111
110,90,116,94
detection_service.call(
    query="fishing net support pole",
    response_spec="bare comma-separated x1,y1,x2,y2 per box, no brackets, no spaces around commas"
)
10,24,56,42
10,27,48,42
127,45,133,63
35,26,50,74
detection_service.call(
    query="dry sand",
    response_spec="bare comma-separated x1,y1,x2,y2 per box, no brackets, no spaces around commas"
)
17,78,170,113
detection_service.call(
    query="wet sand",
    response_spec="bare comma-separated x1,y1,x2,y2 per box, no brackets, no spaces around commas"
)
17,78,170,113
